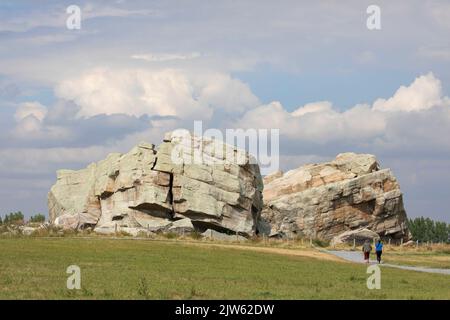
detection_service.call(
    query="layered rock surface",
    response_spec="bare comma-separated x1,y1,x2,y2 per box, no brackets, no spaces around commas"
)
49,135,410,242
259,153,411,242
48,130,263,236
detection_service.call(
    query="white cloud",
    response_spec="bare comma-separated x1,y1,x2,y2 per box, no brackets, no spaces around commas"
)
12,117,71,141
0,145,111,175
373,73,449,112
55,67,259,119
236,101,386,143
0,3,156,32
14,102,48,122
194,72,260,113
81,4,156,20
291,101,333,117
237,73,450,147
131,53,201,62
234,101,294,133
12,101,72,141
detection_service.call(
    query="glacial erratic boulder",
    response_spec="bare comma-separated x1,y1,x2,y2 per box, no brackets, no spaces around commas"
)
259,153,411,242
49,134,410,243
48,130,263,237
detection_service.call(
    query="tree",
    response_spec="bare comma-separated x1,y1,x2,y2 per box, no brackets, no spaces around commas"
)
30,214,46,223
0,216,2,225
408,217,450,243
435,221,448,242
2,211,25,225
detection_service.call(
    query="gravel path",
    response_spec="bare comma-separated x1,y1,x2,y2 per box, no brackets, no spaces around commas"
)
326,250,450,275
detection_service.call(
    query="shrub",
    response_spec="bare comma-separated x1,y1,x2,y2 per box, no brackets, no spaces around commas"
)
136,230,149,238
116,230,132,237
137,277,150,299
30,214,46,223
189,231,203,240
163,232,178,239
312,238,330,248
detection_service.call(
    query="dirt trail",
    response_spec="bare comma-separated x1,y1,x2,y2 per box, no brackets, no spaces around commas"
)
326,250,450,275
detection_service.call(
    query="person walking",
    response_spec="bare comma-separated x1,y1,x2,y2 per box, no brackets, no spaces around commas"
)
375,239,383,264
362,240,372,264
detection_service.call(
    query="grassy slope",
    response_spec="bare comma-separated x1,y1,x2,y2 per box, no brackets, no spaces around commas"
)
0,238,449,300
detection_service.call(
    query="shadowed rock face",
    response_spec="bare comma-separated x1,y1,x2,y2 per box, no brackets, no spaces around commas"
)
259,153,411,242
48,130,263,237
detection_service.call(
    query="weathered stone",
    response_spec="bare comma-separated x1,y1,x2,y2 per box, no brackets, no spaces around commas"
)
93,225,152,237
201,229,247,242
48,143,173,232
153,129,263,236
19,226,36,236
402,240,416,247
330,227,380,246
48,131,263,237
260,153,411,241
132,213,172,232
263,170,283,184
168,218,195,234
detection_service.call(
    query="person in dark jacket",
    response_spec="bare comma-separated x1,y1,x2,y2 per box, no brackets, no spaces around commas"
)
362,240,372,264
375,239,383,264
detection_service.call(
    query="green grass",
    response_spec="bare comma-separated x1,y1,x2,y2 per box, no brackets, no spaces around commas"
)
0,238,449,299
382,249,450,269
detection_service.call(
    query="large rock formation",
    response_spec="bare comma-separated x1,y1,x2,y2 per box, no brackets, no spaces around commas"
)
48,130,263,237
259,153,410,242
49,135,410,243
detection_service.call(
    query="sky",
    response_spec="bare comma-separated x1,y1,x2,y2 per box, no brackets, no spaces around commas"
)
0,0,449,222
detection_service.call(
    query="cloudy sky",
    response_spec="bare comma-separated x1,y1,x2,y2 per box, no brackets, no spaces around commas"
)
0,0,449,222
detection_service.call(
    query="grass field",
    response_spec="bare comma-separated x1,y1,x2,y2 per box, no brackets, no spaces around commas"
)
381,247,450,269
0,238,449,300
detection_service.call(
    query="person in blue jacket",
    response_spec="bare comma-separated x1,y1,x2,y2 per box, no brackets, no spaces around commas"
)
375,239,383,264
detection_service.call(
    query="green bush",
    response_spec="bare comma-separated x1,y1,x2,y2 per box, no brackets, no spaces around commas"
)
312,238,330,248
30,214,46,223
